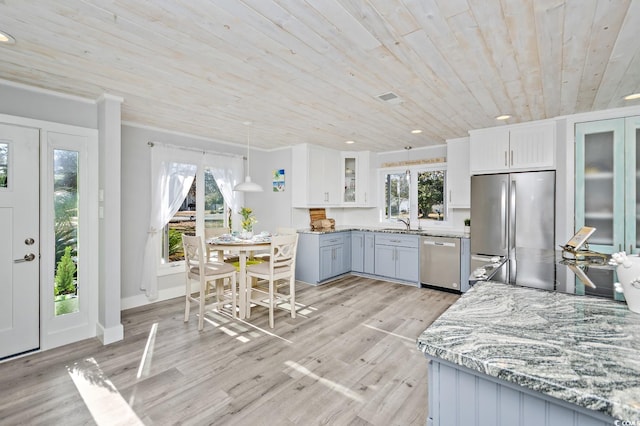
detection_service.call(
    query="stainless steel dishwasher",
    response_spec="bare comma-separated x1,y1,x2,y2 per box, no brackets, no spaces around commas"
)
420,236,461,291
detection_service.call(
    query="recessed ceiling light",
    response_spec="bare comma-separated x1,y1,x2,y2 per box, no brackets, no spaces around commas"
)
624,93,640,101
411,129,422,134
495,114,511,120
0,30,15,44
345,140,355,144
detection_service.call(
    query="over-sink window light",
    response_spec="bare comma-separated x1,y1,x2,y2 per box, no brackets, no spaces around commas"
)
233,121,263,192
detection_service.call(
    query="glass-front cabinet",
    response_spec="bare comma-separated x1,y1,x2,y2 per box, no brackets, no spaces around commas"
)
342,154,357,203
575,116,640,254
340,151,372,206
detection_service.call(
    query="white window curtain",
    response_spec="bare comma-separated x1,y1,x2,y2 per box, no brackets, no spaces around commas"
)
203,152,244,216
140,145,197,299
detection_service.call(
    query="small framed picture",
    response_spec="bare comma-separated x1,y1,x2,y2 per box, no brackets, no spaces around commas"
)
273,169,285,192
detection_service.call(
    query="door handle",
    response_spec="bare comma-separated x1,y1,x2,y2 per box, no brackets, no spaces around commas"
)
14,253,36,263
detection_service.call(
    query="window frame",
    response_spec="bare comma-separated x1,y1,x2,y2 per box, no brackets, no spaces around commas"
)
379,163,449,227
156,162,231,275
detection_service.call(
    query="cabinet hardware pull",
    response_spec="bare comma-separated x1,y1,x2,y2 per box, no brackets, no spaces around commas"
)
504,151,508,167
510,150,513,166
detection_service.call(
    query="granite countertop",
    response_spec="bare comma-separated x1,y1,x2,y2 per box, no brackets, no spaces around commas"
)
297,226,467,239
417,281,640,421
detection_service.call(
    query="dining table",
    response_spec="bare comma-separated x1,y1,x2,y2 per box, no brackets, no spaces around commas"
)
206,235,271,319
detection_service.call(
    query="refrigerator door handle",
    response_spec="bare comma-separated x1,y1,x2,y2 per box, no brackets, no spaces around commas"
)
510,179,516,252
501,181,508,250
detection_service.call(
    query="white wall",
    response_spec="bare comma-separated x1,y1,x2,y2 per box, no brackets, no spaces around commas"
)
120,124,248,302
0,80,97,128
245,146,293,233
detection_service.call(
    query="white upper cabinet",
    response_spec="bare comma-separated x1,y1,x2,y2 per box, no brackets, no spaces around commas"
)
292,144,340,207
469,121,556,174
341,151,374,207
446,137,470,208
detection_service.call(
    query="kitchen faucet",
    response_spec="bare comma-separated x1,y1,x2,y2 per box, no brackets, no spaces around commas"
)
398,218,410,230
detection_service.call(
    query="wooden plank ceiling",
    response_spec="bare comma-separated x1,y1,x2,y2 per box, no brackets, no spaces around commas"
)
0,0,639,152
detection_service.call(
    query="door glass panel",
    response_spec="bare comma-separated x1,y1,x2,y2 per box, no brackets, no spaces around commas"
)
584,131,614,246
0,143,7,188
54,149,79,316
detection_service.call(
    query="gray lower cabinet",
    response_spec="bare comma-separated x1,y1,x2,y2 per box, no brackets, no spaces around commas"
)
296,232,351,284
374,233,419,285
427,357,614,426
351,231,375,274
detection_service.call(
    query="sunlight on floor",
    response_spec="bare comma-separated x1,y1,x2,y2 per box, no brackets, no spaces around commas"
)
67,357,144,426
204,310,294,343
137,322,158,379
362,323,415,342
284,360,364,403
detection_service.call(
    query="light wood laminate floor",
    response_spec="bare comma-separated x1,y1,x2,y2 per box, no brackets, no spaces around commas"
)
0,275,459,425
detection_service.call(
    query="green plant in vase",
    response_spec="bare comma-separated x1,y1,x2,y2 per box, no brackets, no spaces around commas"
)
239,207,257,238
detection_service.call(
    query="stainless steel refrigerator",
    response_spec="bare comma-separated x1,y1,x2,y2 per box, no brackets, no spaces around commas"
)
470,171,555,288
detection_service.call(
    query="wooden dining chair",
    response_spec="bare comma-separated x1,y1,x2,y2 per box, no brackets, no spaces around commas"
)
246,233,299,328
275,227,297,235
182,234,237,330
204,226,231,261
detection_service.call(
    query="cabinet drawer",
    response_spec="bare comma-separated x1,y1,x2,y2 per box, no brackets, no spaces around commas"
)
375,233,419,248
319,233,347,247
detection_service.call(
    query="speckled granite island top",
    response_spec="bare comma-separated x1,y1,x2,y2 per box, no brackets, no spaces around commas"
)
417,281,640,421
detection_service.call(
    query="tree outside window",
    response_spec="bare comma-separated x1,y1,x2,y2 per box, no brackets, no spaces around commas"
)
418,170,445,221
162,168,227,264
383,167,446,224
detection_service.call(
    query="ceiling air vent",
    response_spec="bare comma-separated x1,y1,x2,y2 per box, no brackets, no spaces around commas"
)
376,91,402,105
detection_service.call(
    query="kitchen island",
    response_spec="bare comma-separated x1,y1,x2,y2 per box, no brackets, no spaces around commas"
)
417,281,640,425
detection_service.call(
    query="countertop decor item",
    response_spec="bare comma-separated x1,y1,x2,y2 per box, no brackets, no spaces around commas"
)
309,208,335,230
610,252,640,313
233,121,263,192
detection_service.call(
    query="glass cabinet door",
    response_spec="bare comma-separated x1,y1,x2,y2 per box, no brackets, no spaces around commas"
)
575,118,625,253
626,116,640,254
343,155,356,203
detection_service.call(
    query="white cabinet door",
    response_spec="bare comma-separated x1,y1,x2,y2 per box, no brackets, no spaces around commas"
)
509,122,555,171
469,127,510,174
341,151,373,206
446,137,470,208
470,121,556,174
341,152,357,205
308,145,340,205
292,144,340,207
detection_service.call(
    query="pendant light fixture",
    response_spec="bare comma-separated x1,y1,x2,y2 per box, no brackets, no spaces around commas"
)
234,121,263,192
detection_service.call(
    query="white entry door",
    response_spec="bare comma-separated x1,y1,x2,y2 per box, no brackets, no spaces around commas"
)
0,123,40,359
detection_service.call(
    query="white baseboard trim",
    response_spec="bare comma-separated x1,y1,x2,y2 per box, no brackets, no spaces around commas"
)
121,285,185,310
96,322,124,345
